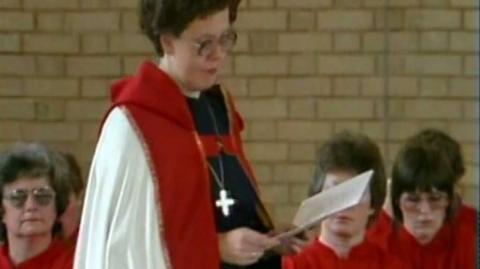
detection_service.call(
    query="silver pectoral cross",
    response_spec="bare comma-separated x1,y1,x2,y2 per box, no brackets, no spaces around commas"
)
216,189,235,217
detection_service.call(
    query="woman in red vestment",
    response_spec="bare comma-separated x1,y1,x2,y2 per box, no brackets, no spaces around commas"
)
283,132,404,269
0,143,74,269
369,130,477,269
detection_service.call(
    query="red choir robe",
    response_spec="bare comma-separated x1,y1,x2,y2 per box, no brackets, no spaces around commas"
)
368,204,477,269
99,61,273,269
282,237,405,269
0,240,74,269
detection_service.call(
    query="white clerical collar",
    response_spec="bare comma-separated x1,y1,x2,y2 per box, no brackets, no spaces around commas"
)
182,89,201,99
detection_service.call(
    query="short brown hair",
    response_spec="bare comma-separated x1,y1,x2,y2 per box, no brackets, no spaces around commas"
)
139,0,241,56
310,131,386,226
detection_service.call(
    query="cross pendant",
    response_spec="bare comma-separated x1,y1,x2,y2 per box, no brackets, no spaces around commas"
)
215,189,235,217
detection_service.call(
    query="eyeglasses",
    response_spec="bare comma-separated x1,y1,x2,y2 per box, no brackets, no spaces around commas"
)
3,187,56,208
192,29,237,57
401,192,449,212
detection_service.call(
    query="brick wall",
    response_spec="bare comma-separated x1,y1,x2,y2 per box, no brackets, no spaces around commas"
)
0,0,477,225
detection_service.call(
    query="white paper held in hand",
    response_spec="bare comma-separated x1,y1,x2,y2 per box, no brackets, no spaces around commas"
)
275,169,373,240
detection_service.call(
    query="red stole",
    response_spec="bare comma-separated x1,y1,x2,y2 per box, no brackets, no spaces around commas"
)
108,61,273,269
0,240,74,269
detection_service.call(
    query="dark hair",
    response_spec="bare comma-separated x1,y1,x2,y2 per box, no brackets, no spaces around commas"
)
411,128,465,181
309,131,386,226
390,141,456,223
0,143,71,241
139,0,241,56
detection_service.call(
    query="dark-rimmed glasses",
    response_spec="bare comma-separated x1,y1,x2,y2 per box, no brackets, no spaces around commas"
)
3,187,56,208
193,29,237,57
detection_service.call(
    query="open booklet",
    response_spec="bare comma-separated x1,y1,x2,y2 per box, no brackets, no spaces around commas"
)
274,170,373,240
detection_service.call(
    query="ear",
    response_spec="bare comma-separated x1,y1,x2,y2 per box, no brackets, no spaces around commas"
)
160,34,175,55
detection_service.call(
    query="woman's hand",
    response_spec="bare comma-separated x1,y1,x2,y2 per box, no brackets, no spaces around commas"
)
218,227,280,265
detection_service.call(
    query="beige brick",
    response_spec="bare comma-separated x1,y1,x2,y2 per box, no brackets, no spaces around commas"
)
0,56,35,76
289,143,316,161
262,184,289,205
223,78,248,97
273,164,314,183
65,12,120,32
272,205,297,226
462,144,478,164
21,123,79,141
249,0,275,7
0,99,35,120
81,123,101,142
248,78,275,97
232,32,249,53
384,0,421,6
361,122,384,140
37,13,64,31
388,77,418,96
335,0,362,7
250,164,273,183
334,33,360,52
449,78,477,97
290,184,309,203
24,0,78,9
35,100,65,120
389,121,420,141
277,78,331,96
318,10,374,30
123,56,148,75
289,54,317,75
422,0,449,6
0,0,20,8
420,78,448,96
333,78,361,96
244,142,288,161
289,11,316,30
236,11,287,30
249,120,276,140
318,99,375,119
363,32,384,52
36,56,65,77
463,101,478,119
451,32,476,52
420,31,448,51
449,122,477,142
464,10,478,30
376,99,405,119
406,10,461,29
451,0,479,7
0,79,23,96
278,121,332,141
361,77,385,97
250,32,278,53
377,55,406,75
81,79,111,97
82,35,108,54
0,122,21,140
66,100,109,120
279,33,331,52
375,9,404,30
334,121,361,133
235,55,288,75
110,34,152,53
464,55,478,76
236,98,287,119
404,100,462,119
418,121,449,131
24,34,80,53
277,0,331,7
0,34,20,52
0,12,34,31
405,55,462,75
109,0,136,8
67,57,122,77
288,98,316,119
318,55,375,75
390,32,419,52
24,79,79,97
121,11,140,32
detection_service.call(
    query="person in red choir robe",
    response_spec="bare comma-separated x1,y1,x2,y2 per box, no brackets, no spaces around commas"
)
57,152,84,246
0,143,74,269
283,132,405,269
73,1,284,269
368,131,477,269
